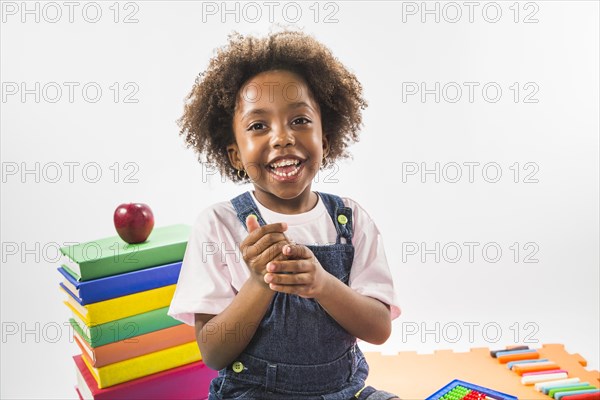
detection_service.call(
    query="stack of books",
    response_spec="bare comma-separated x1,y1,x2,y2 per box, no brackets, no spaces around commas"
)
58,224,217,399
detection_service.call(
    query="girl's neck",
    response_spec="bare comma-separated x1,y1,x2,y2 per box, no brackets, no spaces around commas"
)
252,187,318,215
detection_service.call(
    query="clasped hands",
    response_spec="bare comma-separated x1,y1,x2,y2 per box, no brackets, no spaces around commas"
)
240,214,331,298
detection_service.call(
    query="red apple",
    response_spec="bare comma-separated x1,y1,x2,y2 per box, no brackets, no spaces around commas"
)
113,203,154,244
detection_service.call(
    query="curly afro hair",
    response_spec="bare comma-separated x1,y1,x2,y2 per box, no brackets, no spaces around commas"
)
178,29,368,183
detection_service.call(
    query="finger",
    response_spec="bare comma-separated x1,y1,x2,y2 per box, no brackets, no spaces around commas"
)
282,243,313,259
264,272,311,286
248,232,289,259
244,222,288,246
266,259,312,274
268,282,314,298
245,214,260,233
254,240,289,266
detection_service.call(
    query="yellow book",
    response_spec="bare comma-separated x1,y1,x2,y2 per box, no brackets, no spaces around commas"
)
81,341,201,388
61,284,176,325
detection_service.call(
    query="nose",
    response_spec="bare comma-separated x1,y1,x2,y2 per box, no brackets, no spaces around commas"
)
270,124,295,149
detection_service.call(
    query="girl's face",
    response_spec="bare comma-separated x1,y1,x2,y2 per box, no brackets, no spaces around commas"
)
227,70,328,213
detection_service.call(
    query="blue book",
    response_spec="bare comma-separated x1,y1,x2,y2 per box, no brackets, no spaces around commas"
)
57,261,182,305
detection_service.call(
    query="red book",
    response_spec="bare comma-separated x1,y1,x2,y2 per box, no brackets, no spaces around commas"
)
73,354,216,399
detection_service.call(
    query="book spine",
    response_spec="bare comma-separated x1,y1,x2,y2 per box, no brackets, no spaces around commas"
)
59,224,190,281
78,324,196,367
60,282,82,304
80,284,176,325
86,341,201,388
69,306,182,347
73,355,216,400
77,262,182,304
79,242,187,281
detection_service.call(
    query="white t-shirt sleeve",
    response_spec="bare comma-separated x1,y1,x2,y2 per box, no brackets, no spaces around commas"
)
346,198,401,320
167,207,237,326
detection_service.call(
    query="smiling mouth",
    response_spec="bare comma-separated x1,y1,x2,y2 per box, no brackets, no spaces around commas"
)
267,159,303,178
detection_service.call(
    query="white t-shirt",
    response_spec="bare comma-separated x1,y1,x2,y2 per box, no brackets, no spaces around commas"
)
168,191,401,326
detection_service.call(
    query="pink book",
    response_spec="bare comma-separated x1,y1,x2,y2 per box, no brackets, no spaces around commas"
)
73,354,216,399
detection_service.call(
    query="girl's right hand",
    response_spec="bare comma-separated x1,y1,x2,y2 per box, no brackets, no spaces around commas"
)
240,214,290,284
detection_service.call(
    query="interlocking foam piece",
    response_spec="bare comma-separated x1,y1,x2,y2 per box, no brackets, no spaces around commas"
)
364,344,599,399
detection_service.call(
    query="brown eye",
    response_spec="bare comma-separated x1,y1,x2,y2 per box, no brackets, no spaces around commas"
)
292,117,310,125
249,123,265,131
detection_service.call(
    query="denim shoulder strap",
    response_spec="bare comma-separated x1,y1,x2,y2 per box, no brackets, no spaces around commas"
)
316,192,353,244
230,191,267,232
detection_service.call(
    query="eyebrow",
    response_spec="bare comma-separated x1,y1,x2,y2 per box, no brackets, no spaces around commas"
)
240,102,315,121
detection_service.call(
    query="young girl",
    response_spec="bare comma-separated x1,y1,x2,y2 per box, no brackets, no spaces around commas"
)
168,30,401,400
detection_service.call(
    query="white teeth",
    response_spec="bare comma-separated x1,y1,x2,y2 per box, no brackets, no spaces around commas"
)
269,159,300,168
272,164,300,177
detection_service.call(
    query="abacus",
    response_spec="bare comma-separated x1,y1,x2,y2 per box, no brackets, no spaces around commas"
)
426,379,518,400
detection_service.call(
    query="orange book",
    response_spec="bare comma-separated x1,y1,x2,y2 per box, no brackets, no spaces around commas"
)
74,324,196,367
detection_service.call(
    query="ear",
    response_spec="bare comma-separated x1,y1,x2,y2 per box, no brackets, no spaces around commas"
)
227,143,243,170
322,134,330,159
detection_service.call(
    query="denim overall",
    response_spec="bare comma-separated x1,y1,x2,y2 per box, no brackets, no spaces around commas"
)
208,191,374,399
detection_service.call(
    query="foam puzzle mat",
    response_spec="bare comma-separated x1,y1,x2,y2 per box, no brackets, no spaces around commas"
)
364,344,600,399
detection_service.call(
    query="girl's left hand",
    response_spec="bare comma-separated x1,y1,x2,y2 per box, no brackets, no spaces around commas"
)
263,244,332,298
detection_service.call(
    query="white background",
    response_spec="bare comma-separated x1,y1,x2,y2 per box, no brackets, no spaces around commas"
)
1,1,598,398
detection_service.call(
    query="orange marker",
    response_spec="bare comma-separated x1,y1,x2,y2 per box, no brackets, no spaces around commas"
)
498,351,540,364
513,362,560,375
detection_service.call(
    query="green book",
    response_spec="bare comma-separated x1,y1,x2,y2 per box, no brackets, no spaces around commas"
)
69,306,182,347
60,224,190,281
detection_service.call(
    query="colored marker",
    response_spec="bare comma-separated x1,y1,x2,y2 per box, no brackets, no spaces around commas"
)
508,358,549,369
522,372,568,385
541,382,589,394
555,389,600,400
535,378,581,391
490,345,529,358
557,392,600,400
513,363,560,375
543,382,590,395
523,369,568,376
549,385,597,397
498,351,540,364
